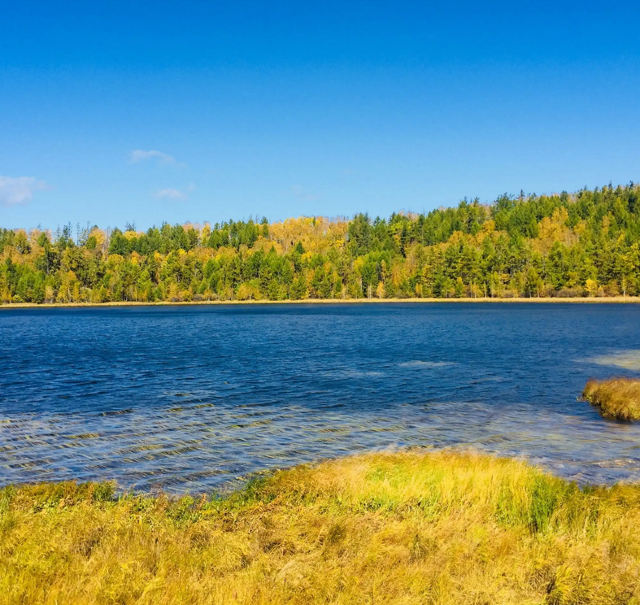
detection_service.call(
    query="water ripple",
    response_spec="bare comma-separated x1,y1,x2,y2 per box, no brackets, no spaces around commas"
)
1,303,640,492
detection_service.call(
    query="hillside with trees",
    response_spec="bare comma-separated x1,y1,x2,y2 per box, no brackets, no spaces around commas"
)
1,183,640,304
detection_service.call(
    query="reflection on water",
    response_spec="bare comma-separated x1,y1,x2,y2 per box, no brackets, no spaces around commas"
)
399,360,456,368
1,303,640,493
579,350,640,371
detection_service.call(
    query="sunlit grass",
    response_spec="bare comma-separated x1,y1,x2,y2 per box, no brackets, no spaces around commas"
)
583,378,640,421
2,450,640,604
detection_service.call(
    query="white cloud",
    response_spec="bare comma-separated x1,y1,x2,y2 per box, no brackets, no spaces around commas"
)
155,188,187,200
0,176,49,206
130,150,179,166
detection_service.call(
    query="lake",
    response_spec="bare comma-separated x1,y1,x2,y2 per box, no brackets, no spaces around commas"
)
1,303,640,492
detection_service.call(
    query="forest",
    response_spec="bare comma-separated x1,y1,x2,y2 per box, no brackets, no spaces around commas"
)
1,183,640,304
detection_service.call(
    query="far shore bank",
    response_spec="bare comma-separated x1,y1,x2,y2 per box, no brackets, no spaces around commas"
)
1,296,640,309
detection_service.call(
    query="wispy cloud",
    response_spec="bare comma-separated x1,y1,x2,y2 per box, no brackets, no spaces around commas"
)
130,150,181,166
154,183,194,200
0,176,49,206
155,188,187,200
291,185,319,202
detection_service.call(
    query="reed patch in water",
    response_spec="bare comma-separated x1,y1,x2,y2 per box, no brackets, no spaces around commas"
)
582,378,640,421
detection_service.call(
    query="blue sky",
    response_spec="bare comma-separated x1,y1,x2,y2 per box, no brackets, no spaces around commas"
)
1,0,639,230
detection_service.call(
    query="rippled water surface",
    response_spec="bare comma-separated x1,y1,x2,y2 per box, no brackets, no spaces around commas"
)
2,303,640,492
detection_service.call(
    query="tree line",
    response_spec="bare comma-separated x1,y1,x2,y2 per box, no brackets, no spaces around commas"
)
1,183,640,304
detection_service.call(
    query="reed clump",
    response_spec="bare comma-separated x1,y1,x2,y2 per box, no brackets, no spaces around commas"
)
582,378,640,421
3,450,640,604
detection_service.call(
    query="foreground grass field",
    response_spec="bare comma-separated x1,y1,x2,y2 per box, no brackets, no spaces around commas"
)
3,451,640,604
583,378,640,421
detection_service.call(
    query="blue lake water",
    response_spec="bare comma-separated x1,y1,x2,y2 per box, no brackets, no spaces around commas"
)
1,303,640,493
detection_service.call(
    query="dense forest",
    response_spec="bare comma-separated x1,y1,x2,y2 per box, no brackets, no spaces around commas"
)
1,183,640,304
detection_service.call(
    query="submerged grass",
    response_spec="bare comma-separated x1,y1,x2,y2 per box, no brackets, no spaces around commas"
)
3,451,640,604
583,378,640,421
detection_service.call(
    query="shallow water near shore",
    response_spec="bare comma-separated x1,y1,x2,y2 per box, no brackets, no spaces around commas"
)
1,302,640,492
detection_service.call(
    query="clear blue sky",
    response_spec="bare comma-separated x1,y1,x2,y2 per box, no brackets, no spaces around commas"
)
1,0,639,230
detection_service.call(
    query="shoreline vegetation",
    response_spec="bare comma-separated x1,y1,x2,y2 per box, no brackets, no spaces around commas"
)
2,183,640,306
3,451,640,604
582,378,640,421
2,295,640,309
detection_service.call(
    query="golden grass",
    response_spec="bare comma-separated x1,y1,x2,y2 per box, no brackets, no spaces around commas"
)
582,378,640,421
3,451,640,604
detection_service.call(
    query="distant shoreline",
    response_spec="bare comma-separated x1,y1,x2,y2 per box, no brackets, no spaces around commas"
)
1,296,639,309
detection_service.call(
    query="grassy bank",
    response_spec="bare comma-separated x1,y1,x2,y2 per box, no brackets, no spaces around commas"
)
1,296,640,309
583,378,640,421
2,451,640,604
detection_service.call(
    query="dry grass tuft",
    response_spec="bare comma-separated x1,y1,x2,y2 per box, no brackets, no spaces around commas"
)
3,451,640,604
582,378,640,421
